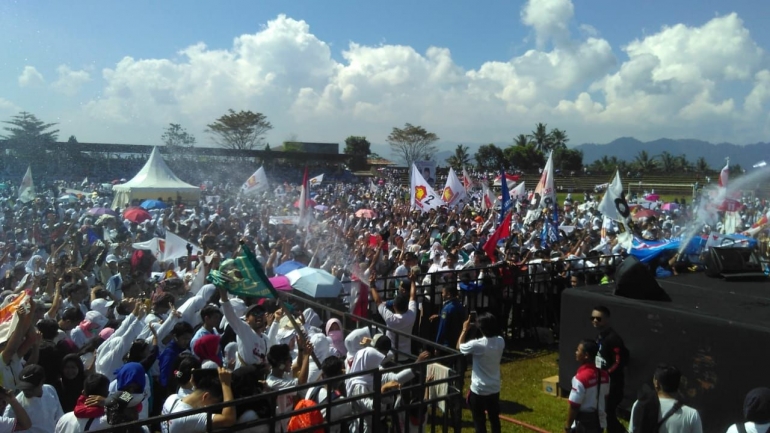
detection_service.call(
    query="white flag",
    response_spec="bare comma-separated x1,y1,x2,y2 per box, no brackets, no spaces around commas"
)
510,181,527,202
308,174,324,187
480,183,494,211
596,170,634,249
597,170,623,220
18,166,35,203
524,152,555,225
462,168,473,190
241,167,269,195
410,164,442,213
441,168,467,208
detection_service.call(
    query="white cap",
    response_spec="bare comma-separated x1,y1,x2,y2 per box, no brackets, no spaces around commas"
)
105,254,118,264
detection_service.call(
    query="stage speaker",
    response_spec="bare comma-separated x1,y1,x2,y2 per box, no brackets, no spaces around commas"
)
613,255,672,301
704,247,767,279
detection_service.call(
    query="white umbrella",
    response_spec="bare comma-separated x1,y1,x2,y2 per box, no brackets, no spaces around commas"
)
285,267,342,299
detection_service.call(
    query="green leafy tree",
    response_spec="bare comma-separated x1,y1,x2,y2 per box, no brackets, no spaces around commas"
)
549,128,569,151
387,123,439,167
504,143,544,172
529,122,552,154
67,135,78,144
446,144,471,171
161,123,196,156
206,109,273,150
695,157,710,173
2,111,59,158
344,135,372,171
656,151,677,173
475,143,505,172
633,150,657,172
553,147,583,171
513,134,531,148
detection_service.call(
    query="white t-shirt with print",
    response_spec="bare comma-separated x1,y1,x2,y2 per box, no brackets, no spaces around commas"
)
4,384,64,433
161,395,207,433
458,336,505,395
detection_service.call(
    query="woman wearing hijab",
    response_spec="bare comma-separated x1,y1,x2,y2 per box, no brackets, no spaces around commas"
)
109,362,151,420
57,354,86,413
726,387,770,433
345,347,401,433
325,318,346,357
193,334,223,367
307,333,334,383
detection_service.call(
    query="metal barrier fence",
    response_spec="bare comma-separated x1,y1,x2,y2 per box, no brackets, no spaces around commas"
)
98,291,465,433
358,254,623,345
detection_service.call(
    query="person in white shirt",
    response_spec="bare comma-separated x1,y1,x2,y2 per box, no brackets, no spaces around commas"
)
628,364,702,433
3,364,64,433
458,312,505,433
0,387,32,433
724,387,770,433
265,340,312,432
161,367,236,433
217,286,271,370
369,270,418,361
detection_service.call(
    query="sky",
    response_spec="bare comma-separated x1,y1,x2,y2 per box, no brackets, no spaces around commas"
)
2,0,770,154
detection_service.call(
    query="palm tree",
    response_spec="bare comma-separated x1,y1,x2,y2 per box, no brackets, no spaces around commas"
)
549,128,569,151
513,134,531,147
446,144,471,171
529,123,551,154
695,157,710,173
634,150,657,173
656,151,676,173
676,154,692,172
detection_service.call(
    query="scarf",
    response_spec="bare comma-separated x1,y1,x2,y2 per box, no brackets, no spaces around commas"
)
345,347,384,398
193,334,222,367
325,319,346,356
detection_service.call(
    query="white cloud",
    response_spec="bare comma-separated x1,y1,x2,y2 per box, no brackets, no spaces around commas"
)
40,1,770,149
0,98,21,118
51,65,91,96
18,66,45,88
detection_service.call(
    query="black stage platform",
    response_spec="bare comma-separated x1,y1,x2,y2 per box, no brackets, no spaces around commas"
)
559,272,770,433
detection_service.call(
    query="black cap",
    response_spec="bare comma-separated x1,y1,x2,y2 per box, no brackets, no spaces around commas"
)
17,364,45,390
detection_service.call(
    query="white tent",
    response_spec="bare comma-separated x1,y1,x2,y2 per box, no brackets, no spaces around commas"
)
111,147,200,209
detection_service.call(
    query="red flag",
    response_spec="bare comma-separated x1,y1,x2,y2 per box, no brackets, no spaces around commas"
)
483,211,512,260
718,161,729,188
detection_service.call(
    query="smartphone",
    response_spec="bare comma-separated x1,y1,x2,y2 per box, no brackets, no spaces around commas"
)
469,311,477,323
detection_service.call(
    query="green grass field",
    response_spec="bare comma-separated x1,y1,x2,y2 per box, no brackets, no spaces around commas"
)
456,347,565,433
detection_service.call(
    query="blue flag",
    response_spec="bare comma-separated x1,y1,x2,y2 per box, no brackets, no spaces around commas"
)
86,228,101,245
498,169,512,225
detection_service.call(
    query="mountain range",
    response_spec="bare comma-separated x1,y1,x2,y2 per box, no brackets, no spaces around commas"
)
371,138,770,170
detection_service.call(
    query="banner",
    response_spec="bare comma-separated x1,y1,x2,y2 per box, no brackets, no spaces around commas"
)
241,167,269,195
596,170,634,249
0,292,28,344
462,168,473,190
308,174,324,187
132,232,201,262
414,161,437,186
480,183,494,211
510,181,527,202
532,152,555,210
269,216,300,225
411,164,442,213
18,166,35,203
441,168,466,208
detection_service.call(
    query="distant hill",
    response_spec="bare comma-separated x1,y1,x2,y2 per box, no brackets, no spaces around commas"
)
574,138,770,170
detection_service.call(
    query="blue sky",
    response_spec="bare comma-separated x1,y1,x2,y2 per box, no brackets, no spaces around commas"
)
2,0,770,151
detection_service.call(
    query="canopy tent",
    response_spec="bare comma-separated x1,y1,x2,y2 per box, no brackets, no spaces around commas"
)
111,147,200,209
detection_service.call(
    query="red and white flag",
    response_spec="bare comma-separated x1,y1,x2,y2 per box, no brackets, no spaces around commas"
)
299,166,309,220
410,164,442,213
718,159,729,188
483,211,512,260
462,167,473,190
442,168,467,208
480,183,494,211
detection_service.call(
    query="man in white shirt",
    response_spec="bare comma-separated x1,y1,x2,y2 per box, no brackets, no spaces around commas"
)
369,271,418,361
628,364,702,433
161,367,236,433
3,364,64,433
217,286,270,370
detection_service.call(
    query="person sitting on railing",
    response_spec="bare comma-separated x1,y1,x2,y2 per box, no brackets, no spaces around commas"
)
160,367,236,433
265,338,313,432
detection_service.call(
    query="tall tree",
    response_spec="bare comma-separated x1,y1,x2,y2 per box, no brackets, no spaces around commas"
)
446,144,471,170
343,136,371,155
206,109,273,150
2,111,59,158
161,123,196,154
529,122,552,154
633,150,657,172
513,134,531,147
67,135,78,144
553,147,583,171
695,157,710,173
656,151,676,173
504,143,544,171
475,143,505,172
344,136,372,170
549,128,569,151
386,123,439,167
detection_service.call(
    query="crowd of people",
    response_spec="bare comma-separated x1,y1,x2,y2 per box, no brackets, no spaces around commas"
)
0,156,768,433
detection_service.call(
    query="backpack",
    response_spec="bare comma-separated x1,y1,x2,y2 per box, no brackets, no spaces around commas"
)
631,384,685,433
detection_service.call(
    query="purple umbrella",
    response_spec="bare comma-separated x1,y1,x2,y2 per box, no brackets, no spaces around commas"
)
87,207,118,217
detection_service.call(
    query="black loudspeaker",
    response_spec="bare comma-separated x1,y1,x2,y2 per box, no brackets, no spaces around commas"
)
704,247,767,279
613,255,672,301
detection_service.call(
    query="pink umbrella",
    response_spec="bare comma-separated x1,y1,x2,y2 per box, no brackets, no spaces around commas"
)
661,202,679,211
269,276,292,292
645,194,660,201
